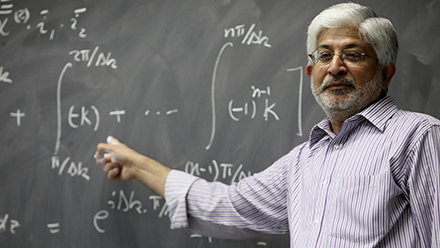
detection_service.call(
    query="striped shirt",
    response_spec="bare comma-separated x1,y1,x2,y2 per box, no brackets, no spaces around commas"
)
165,96,440,247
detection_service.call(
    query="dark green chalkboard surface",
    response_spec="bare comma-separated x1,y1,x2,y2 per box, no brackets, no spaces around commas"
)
1,0,439,247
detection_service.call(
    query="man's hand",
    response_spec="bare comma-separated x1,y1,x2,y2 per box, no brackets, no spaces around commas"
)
95,136,141,180
94,136,171,197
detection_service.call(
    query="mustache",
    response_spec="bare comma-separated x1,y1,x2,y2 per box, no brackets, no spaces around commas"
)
321,75,356,90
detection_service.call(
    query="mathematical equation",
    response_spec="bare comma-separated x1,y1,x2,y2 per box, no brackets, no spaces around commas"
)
6,45,175,127
0,213,20,234
206,23,273,150
91,161,253,233
0,9,301,247
0,1,87,40
185,160,252,184
51,156,90,181
93,190,168,234
229,85,279,121
69,46,117,69
224,23,271,48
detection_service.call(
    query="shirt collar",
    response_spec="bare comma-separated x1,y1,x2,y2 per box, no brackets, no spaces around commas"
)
309,96,398,147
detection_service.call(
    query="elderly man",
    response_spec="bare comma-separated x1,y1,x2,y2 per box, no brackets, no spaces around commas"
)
95,2,440,247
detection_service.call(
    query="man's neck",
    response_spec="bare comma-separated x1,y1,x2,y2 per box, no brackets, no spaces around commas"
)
328,113,353,135
328,96,387,134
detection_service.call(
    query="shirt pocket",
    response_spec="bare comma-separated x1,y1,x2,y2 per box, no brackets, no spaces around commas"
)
328,172,391,242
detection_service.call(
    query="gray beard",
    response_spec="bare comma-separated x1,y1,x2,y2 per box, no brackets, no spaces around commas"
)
311,71,383,122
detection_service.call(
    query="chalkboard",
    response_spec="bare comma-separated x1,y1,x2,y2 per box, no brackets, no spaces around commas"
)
1,0,439,247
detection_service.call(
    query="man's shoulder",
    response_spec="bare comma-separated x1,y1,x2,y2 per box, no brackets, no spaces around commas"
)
385,109,440,140
392,109,440,127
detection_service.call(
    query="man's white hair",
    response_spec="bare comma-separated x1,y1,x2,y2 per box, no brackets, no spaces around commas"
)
307,2,398,67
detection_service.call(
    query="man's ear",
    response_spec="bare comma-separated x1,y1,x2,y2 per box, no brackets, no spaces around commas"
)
306,64,313,78
381,63,396,90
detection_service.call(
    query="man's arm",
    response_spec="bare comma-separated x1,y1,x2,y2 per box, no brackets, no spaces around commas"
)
408,124,440,246
95,135,292,239
94,136,171,197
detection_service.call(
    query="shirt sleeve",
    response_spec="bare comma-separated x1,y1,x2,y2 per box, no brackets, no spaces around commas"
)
164,169,199,229
407,123,440,246
164,150,294,239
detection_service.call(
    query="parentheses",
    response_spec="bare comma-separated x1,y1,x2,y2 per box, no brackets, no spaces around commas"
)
212,160,219,182
68,105,78,128
297,66,303,137
91,105,100,131
287,66,304,137
251,100,257,119
228,100,239,121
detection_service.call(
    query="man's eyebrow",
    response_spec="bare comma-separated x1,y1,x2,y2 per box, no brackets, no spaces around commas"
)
316,44,330,50
316,43,367,50
345,43,367,50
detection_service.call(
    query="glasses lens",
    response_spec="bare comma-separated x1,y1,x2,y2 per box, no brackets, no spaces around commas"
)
314,50,333,65
341,50,363,65
311,49,366,65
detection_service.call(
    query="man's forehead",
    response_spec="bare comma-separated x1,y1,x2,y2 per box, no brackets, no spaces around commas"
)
316,27,373,52
316,42,367,51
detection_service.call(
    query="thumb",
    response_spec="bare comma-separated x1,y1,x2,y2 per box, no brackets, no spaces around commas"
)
95,136,121,163
107,136,122,145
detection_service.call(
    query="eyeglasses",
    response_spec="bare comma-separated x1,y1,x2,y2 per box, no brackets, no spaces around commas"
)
308,49,378,66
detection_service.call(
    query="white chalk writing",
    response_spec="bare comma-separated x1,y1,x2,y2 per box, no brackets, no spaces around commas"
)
93,191,169,233
185,160,252,184
0,5,87,40
228,85,279,122
0,66,12,84
224,23,271,47
0,213,20,234
51,156,90,181
69,46,117,69
10,109,25,126
47,223,60,234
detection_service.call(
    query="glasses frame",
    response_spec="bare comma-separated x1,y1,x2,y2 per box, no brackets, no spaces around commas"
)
308,49,379,66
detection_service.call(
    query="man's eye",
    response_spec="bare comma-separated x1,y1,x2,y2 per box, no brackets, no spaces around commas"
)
344,51,362,60
318,53,333,61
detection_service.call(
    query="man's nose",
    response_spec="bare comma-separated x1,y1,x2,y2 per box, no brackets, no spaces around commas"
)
327,54,347,76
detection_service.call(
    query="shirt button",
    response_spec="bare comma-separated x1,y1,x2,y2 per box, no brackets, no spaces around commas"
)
334,144,340,150
322,180,328,186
